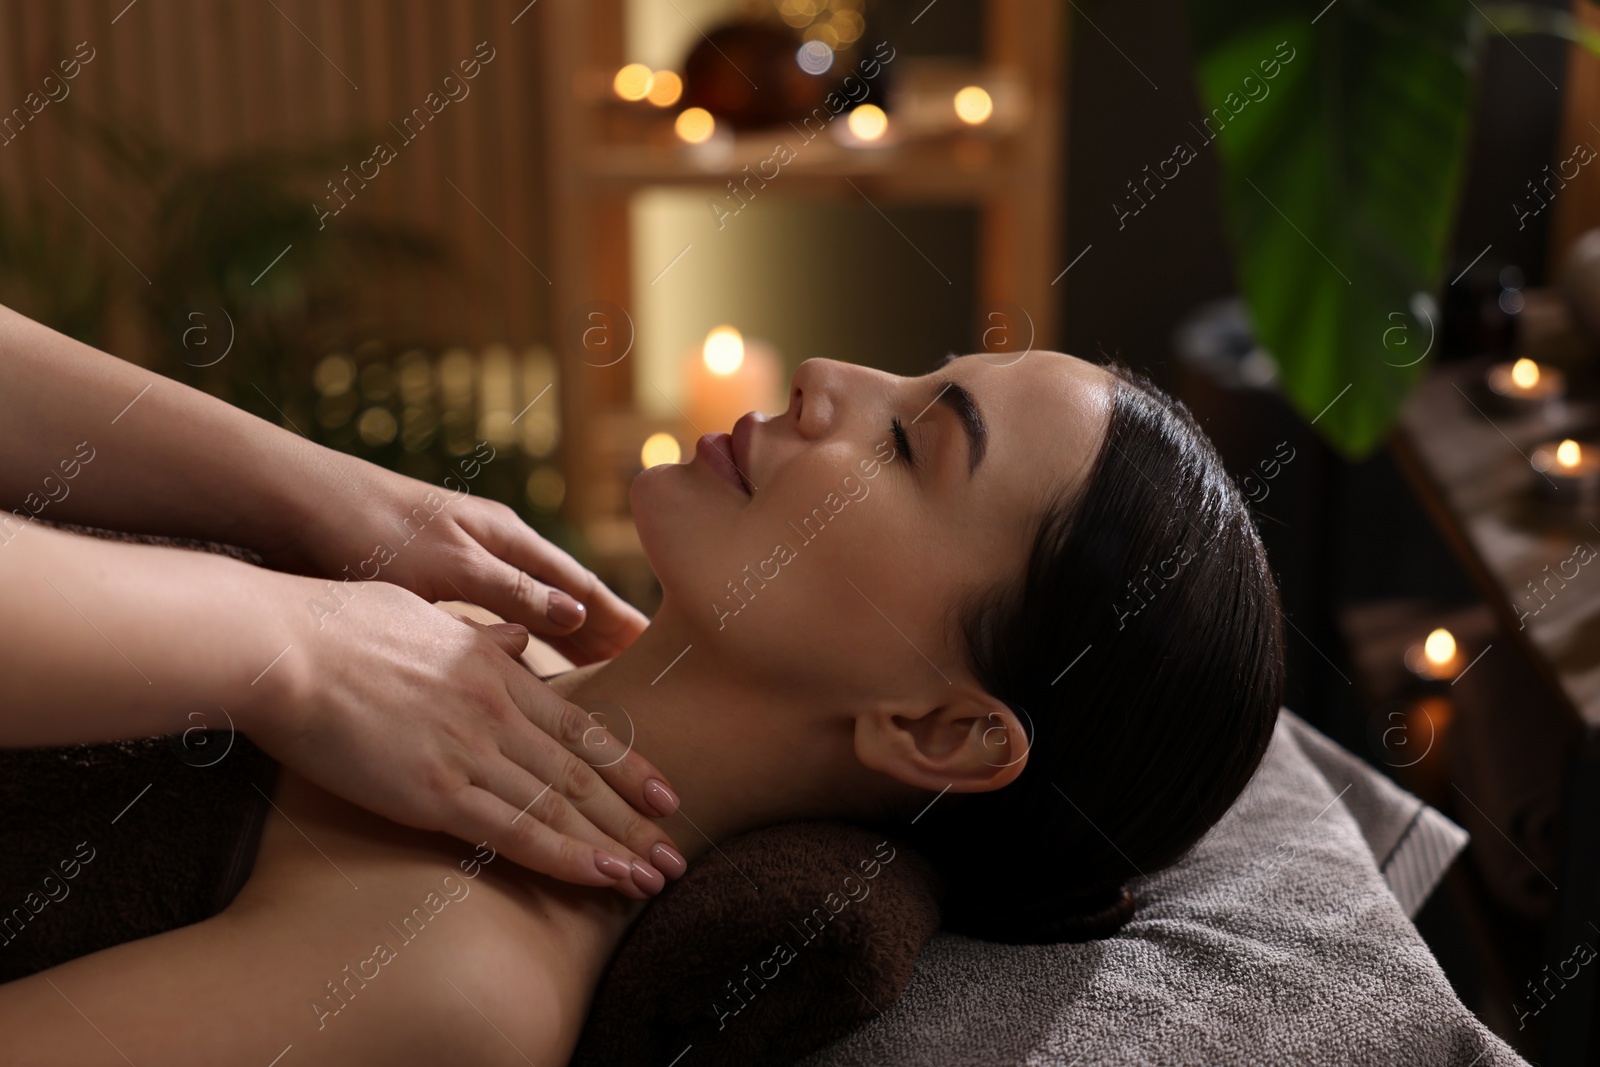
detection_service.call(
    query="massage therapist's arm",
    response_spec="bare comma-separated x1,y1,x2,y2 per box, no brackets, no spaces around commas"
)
0,301,646,663
0,522,676,896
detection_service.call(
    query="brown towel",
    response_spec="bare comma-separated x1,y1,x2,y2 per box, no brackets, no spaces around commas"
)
0,521,278,983
572,822,943,1067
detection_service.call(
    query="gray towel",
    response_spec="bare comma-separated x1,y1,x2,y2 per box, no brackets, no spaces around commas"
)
802,711,1526,1066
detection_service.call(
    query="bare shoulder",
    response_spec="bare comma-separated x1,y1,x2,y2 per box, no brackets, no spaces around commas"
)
230,770,582,1063
0,772,578,1066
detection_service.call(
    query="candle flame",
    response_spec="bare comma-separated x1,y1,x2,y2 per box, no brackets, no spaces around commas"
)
704,326,744,376
954,86,993,125
1559,439,1582,468
847,104,888,141
1423,628,1456,667
1511,357,1540,389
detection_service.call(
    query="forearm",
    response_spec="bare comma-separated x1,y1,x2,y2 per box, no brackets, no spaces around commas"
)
0,302,319,552
0,523,304,747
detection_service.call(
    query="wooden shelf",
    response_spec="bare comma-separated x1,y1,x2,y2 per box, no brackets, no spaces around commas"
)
536,0,1067,568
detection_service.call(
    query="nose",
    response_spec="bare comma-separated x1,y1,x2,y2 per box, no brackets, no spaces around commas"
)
788,358,839,441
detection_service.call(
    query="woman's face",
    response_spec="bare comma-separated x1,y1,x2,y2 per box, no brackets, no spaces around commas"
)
631,351,1113,708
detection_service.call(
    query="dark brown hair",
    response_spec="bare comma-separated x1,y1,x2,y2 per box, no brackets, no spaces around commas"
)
906,359,1286,943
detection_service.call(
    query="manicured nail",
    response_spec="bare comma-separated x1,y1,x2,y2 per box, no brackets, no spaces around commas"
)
594,851,631,880
547,590,586,629
651,842,687,880
631,860,665,895
491,622,529,636
644,778,680,816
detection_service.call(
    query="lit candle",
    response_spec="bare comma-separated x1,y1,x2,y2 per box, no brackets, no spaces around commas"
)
1531,437,1600,506
1404,627,1463,683
683,326,783,435
1486,356,1565,413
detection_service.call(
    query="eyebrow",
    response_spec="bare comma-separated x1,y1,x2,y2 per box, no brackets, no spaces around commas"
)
914,377,987,475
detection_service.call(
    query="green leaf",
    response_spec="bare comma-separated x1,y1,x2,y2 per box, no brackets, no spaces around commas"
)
1185,0,1479,460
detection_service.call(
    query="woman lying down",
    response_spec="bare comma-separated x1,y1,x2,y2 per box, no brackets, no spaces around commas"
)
1,351,1285,1065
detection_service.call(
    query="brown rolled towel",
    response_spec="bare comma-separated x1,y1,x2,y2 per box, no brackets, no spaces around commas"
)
0,521,279,983
572,822,944,1067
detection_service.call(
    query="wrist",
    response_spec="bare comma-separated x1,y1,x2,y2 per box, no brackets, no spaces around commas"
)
230,567,324,743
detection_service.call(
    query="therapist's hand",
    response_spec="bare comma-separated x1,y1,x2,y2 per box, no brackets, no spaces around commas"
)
260,447,647,666
243,579,681,899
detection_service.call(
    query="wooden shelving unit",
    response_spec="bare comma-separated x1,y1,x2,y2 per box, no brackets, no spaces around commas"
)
536,0,1068,596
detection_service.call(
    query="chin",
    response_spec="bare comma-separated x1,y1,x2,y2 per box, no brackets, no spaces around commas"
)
631,462,718,603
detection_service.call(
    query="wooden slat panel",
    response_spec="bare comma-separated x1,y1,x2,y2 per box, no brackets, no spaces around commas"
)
0,0,551,348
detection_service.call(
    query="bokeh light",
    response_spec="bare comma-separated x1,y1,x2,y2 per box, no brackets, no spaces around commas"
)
1423,628,1456,667
847,104,888,141
646,70,683,107
796,40,834,75
675,107,715,144
641,432,682,468
613,63,653,102
1511,357,1539,389
703,326,744,375
954,86,994,125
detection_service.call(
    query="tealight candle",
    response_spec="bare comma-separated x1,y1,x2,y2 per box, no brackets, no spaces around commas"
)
1531,437,1600,505
1404,627,1463,683
1486,357,1566,414
683,326,783,435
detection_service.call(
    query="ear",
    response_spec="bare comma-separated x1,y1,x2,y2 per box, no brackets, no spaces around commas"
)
854,684,1030,794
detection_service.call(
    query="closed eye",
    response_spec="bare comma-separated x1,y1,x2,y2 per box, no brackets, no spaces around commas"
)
890,416,915,466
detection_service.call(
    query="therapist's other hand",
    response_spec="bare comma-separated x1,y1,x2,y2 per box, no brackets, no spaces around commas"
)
261,447,647,665
244,581,681,899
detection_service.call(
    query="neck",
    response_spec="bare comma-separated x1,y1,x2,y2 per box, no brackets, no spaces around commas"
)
548,614,863,865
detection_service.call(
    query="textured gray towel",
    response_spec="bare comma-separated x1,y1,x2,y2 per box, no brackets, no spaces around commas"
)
803,710,1526,1066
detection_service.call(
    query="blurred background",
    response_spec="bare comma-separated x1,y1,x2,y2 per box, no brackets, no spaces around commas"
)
10,0,1600,1059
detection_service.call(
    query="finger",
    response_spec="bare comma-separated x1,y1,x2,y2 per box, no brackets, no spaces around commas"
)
440,608,532,660
461,510,649,660
504,667,684,825
448,783,653,899
452,553,593,654
472,754,667,898
453,612,533,659
492,696,683,874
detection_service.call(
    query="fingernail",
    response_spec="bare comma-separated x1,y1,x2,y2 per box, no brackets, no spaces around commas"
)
594,851,631,880
547,591,586,629
644,778,680,816
631,860,665,895
491,622,529,636
651,842,687,880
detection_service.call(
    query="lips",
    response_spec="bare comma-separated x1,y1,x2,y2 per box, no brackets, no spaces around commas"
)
730,412,760,483
696,432,753,497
